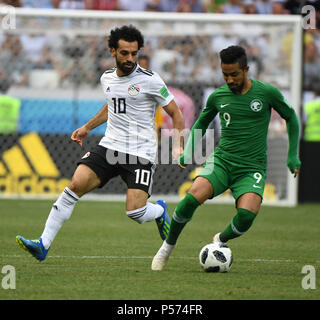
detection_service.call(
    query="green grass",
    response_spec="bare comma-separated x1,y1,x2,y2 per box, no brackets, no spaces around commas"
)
0,199,319,300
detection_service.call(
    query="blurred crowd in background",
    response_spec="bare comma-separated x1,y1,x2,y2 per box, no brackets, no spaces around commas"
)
0,0,320,93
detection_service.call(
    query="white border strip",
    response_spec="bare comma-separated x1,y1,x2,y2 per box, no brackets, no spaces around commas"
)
1,8,302,24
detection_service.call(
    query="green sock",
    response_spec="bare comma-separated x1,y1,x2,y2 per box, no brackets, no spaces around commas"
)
166,193,200,245
219,208,257,243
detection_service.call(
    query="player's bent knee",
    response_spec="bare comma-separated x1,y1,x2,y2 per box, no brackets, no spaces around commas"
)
68,165,101,197
189,177,214,204
237,193,261,214
67,179,87,197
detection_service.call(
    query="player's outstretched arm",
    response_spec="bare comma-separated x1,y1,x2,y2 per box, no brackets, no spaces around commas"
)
178,103,218,168
71,103,108,147
285,111,301,178
269,84,301,178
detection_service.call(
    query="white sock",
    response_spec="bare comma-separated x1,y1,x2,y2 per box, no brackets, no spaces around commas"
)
162,240,175,252
126,202,164,224
41,187,79,249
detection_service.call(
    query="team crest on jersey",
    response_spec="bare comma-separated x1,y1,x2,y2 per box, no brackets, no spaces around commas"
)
128,84,140,96
250,99,263,112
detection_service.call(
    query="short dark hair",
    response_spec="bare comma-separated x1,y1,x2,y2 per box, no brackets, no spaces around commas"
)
108,25,144,50
219,45,247,68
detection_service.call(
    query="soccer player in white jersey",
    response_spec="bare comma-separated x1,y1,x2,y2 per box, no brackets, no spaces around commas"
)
16,25,185,262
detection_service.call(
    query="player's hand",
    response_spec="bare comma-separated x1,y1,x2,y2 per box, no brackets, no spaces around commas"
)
177,153,186,169
287,155,301,178
178,163,186,169
71,125,90,147
293,168,300,178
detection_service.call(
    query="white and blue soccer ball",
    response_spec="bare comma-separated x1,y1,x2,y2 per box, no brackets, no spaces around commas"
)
199,242,233,273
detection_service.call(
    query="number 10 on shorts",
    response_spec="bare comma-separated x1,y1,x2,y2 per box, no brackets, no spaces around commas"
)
135,169,150,186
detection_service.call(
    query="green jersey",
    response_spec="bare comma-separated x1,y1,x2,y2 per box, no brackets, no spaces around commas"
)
180,80,300,172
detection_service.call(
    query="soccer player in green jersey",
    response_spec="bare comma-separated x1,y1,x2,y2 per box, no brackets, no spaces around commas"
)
151,45,301,270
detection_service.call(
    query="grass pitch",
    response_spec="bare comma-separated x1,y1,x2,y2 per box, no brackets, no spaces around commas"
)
0,199,319,300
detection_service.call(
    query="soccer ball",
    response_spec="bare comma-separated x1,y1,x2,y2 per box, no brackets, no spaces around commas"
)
199,242,233,273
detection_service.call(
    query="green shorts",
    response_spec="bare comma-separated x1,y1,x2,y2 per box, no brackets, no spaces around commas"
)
197,154,266,201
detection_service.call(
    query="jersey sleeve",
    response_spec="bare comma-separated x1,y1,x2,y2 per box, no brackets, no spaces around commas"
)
179,92,218,166
267,84,295,120
267,84,301,172
198,92,219,128
148,72,174,106
100,72,109,98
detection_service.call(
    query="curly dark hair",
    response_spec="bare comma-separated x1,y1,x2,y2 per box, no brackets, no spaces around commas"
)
108,25,144,50
219,45,247,69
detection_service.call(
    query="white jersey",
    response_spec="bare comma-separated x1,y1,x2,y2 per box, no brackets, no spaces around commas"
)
99,64,174,163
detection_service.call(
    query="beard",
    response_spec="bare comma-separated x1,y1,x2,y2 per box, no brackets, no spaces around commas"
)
228,81,244,94
116,58,136,75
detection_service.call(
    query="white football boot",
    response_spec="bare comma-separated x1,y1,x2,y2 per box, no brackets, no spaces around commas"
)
151,241,175,271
